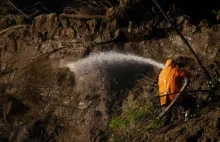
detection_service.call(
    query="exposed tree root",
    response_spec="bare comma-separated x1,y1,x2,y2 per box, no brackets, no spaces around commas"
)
0,25,29,36
59,14,106,19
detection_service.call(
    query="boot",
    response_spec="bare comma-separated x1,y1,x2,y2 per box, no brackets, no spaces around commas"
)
184,109,191,122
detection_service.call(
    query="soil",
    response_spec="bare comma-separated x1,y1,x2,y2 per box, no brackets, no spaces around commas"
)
0,2,220,142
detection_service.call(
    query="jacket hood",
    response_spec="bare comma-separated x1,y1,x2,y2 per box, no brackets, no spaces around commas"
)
165,59,176,67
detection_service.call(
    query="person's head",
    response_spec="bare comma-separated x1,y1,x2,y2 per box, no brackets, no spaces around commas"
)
165,59,177,67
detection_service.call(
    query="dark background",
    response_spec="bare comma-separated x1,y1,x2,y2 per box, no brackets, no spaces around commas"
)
7,0,220,24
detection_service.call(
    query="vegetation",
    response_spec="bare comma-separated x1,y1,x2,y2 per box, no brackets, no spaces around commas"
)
212,10,220,20
109,97,164,141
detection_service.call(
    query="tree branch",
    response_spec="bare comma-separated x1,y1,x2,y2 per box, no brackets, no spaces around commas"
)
152,0,212,81
5,0,29,18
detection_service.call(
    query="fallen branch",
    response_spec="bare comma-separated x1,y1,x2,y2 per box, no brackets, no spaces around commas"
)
152,0,212,81
59,14,106,19
0,25,29,36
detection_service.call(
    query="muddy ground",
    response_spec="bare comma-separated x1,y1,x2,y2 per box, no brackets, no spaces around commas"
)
0,2,220,142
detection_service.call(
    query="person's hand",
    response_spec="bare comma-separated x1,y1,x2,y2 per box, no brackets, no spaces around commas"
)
184,78,190,84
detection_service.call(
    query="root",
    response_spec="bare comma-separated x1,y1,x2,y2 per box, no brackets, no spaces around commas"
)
59,14,106,19
0,25,29,36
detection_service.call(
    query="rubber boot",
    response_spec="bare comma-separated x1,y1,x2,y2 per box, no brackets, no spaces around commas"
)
184,109,191,122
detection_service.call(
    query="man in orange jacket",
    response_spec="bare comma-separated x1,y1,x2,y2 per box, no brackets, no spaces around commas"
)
158,59,195,122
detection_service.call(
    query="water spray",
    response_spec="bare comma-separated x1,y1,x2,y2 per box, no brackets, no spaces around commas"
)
59,51,165,88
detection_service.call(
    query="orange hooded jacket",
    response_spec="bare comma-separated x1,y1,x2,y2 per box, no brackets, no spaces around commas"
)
158,59,191,106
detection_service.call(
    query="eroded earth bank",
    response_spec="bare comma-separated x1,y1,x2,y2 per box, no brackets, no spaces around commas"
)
0,6,220,142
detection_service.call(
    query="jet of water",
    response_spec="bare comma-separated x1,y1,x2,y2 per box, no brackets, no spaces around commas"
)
60,51,164,74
